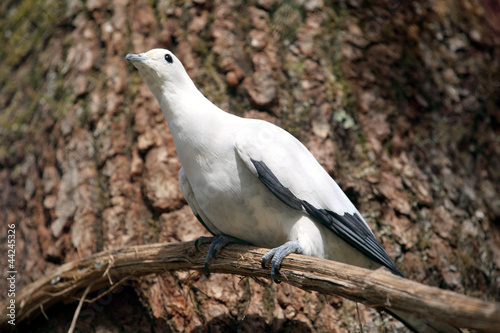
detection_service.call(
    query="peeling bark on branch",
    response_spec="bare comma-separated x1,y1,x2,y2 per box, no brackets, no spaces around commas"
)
2,242,499,332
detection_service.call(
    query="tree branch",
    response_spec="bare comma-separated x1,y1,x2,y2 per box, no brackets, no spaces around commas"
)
1,241,499,331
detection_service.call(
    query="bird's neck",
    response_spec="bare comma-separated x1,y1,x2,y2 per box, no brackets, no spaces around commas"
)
153,82,235,165
155,83,219,133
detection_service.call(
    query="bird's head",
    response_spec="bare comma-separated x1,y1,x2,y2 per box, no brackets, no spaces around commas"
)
126,48,194,97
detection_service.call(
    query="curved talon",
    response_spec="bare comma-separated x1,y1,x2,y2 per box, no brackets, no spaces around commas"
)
261,241,304,284
271,265,281,284
195,235,243,274
204,236,228,273
204,260,211,274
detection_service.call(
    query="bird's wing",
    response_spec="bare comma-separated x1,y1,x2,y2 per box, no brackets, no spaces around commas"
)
235,121,403,276
179,167,220,236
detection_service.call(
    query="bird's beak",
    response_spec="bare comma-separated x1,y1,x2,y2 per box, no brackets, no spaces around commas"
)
126,53,149,62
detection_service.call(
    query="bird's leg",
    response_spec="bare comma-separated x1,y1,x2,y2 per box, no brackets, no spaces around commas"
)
194,235,245,274
261,241,304,283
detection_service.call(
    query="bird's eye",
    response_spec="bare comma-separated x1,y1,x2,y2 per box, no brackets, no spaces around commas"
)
164,54,173,64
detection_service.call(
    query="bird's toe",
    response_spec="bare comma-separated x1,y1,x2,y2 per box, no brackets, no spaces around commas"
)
198,235,244,274
262,241,304,284
195,236,217,251
261,248,277,269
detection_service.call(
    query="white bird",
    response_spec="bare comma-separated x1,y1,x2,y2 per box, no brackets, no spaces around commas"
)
126,48,460,333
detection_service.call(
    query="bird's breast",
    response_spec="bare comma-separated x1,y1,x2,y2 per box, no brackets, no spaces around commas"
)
183,151,298,248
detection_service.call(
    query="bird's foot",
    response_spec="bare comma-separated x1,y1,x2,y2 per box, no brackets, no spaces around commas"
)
194,236,217,251
261,241,304,284
195,235,242,274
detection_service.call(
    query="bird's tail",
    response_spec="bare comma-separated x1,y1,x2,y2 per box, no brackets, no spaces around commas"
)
384,308,461,333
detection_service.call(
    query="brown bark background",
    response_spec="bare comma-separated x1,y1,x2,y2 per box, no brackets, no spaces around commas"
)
0,0,499,332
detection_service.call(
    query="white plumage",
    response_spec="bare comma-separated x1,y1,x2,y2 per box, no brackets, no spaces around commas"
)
126,48,459,333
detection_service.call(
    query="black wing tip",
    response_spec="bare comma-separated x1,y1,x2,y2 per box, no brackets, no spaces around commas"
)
250,159,404,277
303,202,403,277
331,211,405,277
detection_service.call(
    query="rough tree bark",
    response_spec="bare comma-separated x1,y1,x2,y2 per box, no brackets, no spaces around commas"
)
0,0,499,332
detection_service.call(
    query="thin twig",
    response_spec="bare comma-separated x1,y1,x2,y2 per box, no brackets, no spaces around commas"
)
83,277,128,304
67,283,93,333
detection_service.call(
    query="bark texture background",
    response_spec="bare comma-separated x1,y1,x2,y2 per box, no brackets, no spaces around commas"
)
0,0,499,332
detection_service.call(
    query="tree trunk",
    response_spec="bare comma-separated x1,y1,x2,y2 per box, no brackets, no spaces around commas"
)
0,0,499,332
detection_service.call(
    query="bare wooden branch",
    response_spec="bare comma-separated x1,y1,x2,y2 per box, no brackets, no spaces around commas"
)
1,241,499,331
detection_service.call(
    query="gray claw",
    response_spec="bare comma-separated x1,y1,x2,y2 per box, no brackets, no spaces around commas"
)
261,241,304,284
196,235,242,274
195,236,216,251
